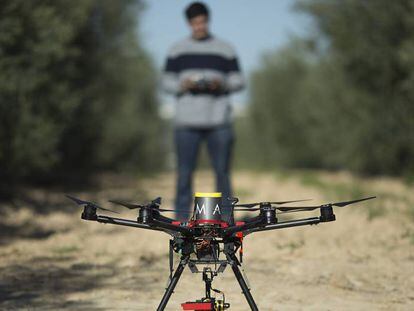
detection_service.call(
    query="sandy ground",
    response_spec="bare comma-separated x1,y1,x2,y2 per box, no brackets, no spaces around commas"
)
0,170,413,310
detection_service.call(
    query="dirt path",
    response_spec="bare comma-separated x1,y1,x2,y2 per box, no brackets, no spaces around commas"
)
0,170,413,310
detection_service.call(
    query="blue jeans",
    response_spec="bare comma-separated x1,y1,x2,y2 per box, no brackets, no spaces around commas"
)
174,125,234,221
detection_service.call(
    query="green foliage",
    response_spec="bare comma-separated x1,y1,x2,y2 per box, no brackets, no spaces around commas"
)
0,0,162,195
239,0,414,176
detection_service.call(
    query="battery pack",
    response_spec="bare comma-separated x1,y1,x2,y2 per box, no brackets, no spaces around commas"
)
181,301,214,310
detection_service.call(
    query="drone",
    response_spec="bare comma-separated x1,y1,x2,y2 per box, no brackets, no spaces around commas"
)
67,192,376,311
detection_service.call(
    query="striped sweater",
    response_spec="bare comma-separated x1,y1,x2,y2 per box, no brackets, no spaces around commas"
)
162,35,245,128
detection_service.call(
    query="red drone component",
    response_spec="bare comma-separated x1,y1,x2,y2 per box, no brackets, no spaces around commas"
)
181,301,214,310
188,219,229,228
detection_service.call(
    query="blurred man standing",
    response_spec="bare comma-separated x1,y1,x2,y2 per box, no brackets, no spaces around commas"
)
162,2,245,221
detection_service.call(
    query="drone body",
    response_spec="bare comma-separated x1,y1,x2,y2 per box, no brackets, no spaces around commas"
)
67,192,375,311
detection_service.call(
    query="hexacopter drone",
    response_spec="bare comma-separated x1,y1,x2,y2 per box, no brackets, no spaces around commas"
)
67,192,375,310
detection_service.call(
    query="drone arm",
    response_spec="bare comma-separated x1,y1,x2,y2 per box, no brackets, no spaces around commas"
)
245,216,321,234
95,215,165,232
150,218,192,236
222,217,265,237
93,215,191,236
154,213,175,224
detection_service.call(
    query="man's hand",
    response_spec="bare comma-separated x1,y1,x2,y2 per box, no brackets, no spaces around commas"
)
209,79,224,92
181,78,196,92
181,78,224,93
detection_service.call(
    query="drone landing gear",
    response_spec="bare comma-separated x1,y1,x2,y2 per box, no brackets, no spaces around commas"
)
182,267,230,311
156,253,259,311
157,255,190,311
226,253,259,311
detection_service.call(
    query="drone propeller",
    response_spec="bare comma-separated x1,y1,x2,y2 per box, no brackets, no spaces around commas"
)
66,194,119,214
109,197,162,210
235,196,376,212
276,196,376,211
108,199,146,210
233,199,312,209
109,198,193,214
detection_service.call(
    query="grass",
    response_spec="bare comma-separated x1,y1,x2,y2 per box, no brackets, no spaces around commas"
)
403,173,414,186
52,245,80,255
274,169,368,200
401,229,414,245
275,239,305,252
407,205,414,221
299,171,366,200
366,203,387,220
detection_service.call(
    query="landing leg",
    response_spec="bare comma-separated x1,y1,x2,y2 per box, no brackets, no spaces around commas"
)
226,253,259,311
157,255,189,311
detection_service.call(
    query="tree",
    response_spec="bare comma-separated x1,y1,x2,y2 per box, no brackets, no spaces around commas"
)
240,0,414,176
0,0,162,197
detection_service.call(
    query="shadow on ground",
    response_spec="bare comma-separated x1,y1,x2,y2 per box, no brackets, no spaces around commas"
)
0,252,166,309
0,221,63,246
0,256,114,310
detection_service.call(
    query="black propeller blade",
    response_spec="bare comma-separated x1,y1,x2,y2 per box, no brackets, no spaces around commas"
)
234,196,376,213
330,196,376,207
151,196,162,206
234,207,261,212
108,199,146,210
109,196,162,210
109,198,193,214
66,194,119,214
276,196,377,212
234,199,312,208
